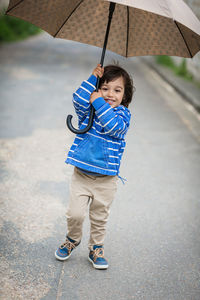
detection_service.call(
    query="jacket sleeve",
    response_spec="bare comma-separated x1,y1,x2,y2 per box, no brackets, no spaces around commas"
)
92,97,131,139
72,74,97,123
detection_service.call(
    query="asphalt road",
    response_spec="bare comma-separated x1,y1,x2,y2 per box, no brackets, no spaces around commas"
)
0,33,200,300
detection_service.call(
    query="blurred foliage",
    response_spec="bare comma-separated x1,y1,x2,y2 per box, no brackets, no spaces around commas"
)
156,55,175,69
0,9,42,43
175,59,193,80
155,55,193,81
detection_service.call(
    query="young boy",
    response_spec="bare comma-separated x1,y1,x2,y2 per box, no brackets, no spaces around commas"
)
55,64,134,269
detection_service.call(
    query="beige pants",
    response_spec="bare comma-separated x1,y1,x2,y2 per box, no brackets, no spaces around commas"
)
66,167,118,249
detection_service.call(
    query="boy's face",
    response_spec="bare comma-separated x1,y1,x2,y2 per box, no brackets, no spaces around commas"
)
100,76,125,108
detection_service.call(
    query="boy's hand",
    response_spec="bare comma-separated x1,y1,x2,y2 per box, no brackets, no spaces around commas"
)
92,64,104,78
90,90,103,104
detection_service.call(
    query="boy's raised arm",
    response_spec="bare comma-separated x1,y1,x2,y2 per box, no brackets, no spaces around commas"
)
72,74,96,121
92,98,131,139
72,64,104,123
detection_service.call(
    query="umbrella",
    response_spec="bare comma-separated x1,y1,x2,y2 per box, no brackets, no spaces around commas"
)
6,0,200,134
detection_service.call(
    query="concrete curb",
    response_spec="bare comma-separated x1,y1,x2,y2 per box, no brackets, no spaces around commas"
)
141,57,200,113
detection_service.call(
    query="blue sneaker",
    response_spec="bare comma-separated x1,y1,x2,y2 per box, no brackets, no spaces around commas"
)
88,245,108,269
55,236,79,261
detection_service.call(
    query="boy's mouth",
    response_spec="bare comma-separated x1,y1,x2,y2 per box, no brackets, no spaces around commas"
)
105,99,115,106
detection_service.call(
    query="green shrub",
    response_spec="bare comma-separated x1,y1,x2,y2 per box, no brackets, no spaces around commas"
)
0,10,42,43
156,55,193,82
175,59,193,80
155,55,175,69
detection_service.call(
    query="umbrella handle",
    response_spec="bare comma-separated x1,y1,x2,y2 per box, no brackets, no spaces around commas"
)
66,2,116,134
66,76,101,134
66,106,95,134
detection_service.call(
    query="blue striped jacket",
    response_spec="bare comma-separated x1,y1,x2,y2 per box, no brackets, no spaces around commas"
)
65,74,131,176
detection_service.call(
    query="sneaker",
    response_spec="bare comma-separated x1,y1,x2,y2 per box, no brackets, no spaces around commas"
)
88,245,108,269
55,236,78,261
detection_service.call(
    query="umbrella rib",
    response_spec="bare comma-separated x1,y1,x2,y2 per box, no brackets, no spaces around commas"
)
174,21,192,58
54,0,84,37
6,0,24,13
126,6,129,57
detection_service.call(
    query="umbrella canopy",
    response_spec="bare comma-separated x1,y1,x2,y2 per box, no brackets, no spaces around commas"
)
6,0,200,58
6,0,200,134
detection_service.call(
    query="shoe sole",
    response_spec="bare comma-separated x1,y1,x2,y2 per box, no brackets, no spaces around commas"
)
55,250,73,261
88,256,108,270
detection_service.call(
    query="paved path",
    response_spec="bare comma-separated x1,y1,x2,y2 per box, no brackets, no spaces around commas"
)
0,33,200,300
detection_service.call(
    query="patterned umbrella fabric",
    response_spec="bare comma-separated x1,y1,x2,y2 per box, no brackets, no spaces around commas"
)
6,0,200,58
6,0,200,134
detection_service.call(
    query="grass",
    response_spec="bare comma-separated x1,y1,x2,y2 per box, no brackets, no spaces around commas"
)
0,9,42,43
155,55,194,82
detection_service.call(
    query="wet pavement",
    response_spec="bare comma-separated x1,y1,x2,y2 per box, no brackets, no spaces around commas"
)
0,33,200,300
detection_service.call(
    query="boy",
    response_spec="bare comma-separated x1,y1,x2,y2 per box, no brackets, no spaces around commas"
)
55,64,134,269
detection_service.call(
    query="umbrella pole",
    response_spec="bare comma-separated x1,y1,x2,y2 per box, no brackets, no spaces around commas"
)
66,2,116,134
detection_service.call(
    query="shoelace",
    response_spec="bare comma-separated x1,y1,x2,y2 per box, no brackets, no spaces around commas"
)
60,239,76,253
92,247,104,262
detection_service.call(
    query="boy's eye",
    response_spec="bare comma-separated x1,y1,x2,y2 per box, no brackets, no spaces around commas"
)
115,90,121,93
102,87,108,91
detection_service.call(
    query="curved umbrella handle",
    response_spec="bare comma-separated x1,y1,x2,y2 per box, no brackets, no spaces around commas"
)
66,78,99,134
66,77,100,134
66,2,115,134
66,106,95,134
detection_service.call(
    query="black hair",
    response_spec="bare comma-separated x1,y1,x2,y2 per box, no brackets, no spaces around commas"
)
99,64,135,108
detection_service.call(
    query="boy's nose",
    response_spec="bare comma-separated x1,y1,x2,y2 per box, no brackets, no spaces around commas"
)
108,90,114,97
